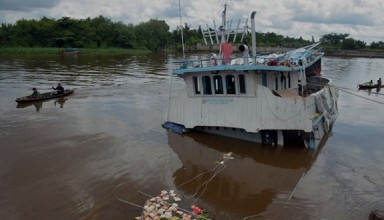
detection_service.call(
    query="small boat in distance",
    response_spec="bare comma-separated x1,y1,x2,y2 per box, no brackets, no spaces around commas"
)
59,48,81,54
163,5,338,150
358,82,383,90
15,89,74,103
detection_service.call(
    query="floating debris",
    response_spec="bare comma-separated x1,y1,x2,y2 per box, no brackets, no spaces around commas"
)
120,152,235,219
136,190,209,220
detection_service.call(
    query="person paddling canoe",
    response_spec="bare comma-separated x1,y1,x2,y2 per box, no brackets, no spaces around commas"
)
52,83,64,95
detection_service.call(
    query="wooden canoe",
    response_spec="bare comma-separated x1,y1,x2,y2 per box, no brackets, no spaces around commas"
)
15,89,74,103
358,84,384,90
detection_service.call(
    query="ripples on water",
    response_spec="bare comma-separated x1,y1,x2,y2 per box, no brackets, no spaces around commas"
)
0,54,383,220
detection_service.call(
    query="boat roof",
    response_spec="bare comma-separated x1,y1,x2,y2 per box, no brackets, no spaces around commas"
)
173,43,323,76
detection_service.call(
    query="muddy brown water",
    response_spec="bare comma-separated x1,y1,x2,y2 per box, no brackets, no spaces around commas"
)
0,54,384,220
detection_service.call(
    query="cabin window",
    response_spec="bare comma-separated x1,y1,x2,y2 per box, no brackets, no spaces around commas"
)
193,76,201,94
225,75,236,94
239,74,246,94
213,75,224,94
202,76,212,95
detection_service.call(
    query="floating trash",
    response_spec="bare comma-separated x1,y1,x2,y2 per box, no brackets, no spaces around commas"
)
119,152,235,219
136,190,209,220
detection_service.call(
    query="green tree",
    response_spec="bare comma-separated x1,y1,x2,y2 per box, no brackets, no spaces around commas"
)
170,23,202,51
0,23,14,46
12,19,36,47
111,22,136,49
91,16,115,47
320,33,349,46
341,38,357,50
134,19,169,51
369,41,384,49
355,40,366,49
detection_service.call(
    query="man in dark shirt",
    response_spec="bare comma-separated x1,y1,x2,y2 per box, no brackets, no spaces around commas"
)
53,83,64,95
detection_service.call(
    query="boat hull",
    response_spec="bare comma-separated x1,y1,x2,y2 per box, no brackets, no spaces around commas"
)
165,77,338,149
15,89,74,103
164,10,338,150
358,84,383,90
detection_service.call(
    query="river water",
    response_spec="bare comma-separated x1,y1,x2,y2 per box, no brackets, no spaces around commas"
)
0,53,383,220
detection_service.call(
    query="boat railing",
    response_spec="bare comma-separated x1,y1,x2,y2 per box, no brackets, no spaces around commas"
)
177,48,323,70
177,55,294,69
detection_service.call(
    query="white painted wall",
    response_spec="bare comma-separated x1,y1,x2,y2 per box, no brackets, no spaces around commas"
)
167,80,317,133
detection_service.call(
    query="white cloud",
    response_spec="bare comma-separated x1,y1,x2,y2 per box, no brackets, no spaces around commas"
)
0,0,383,43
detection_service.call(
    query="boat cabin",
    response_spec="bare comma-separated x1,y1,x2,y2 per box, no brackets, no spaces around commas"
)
176,53,324,99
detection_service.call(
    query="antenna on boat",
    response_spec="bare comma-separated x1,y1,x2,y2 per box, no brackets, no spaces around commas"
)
166,0,185,121
178,0,185,59
221,2,227,44
218,1,228,59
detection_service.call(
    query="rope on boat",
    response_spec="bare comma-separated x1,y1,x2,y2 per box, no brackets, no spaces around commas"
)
288,172,306,201
307,82,384,104
116,196,143,209
338,88,384,105
192,164,227,204
118,153,234,219
177,152,234,204
177,164,222,188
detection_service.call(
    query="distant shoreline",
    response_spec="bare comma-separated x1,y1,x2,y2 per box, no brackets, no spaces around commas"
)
323,49,384,58
190,43,384,58
0,47,150,55
1,46,384,58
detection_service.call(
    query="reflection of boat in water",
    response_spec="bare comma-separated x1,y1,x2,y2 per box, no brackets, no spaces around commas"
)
16,101,43,111
168,131,325,218
54,97,68,108
163,4,338,150
15,89,74,103
16,97,69,111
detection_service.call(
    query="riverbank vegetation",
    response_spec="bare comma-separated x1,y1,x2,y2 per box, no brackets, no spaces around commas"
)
1,16,384,54
0,47,149,55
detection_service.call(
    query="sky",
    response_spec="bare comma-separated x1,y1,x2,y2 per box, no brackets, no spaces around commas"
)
0,0,383,44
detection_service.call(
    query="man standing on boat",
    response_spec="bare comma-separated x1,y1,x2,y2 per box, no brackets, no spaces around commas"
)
377,78,382,87
52,83,64,95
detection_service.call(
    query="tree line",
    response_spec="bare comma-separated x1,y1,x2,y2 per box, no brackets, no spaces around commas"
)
1,16,383,52
320,33,384,50
0,16,176,51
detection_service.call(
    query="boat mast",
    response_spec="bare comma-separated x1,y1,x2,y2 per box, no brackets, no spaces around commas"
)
221,1,227,44
178,0,185,59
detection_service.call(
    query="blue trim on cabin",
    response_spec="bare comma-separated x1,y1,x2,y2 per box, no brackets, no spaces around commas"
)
173,53,323,76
